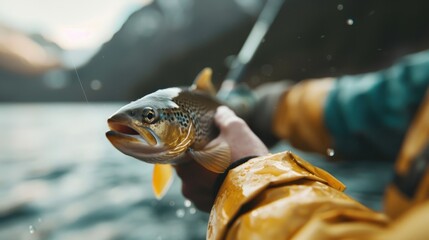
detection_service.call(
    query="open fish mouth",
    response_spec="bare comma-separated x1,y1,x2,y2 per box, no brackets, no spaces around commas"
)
106,118,165,157
107,121,141,136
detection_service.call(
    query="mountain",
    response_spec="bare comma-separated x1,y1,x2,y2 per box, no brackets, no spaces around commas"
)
0,0,256,102
2,0,429,102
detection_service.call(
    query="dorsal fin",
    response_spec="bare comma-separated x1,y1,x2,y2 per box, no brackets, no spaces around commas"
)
191,68,216,96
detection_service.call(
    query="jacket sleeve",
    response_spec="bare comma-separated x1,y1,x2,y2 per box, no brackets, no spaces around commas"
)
208,152,388,240
324,50,429,160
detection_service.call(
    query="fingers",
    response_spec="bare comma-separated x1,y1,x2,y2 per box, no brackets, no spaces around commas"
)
174,161,218,212
214,106,269,160
215,106,247,130
214,106,237,126
174,106,269,212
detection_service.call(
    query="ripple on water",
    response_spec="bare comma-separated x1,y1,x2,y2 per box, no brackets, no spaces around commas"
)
0,104,209,240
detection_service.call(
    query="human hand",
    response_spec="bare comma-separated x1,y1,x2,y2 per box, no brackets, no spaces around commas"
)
218,81,293,147
207,106,269,161
175,106,269,212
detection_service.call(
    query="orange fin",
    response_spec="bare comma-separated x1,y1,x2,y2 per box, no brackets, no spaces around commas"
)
152,164,174,199
191,68,216,96
190,141,231,173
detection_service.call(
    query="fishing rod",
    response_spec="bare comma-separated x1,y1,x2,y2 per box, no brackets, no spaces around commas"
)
217,0,286,99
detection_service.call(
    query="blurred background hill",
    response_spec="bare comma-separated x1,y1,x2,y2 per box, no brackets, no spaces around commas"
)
1,0,429,102
0,0,258,102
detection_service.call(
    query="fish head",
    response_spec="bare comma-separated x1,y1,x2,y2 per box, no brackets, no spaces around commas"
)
106,87,195,164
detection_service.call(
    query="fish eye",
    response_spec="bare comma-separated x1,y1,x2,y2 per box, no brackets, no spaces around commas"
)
142,107,158,124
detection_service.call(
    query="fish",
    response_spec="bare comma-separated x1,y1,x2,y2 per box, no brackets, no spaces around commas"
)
106,68,231,199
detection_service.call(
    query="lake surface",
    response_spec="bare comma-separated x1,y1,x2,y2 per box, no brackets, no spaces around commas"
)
0,103,393,240
0,103,208,240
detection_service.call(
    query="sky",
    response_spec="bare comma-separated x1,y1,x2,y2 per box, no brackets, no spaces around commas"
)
0,0,151,50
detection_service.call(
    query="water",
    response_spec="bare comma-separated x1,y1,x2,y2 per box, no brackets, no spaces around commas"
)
0,103,395,239
29,225,35,234
0,103,208,240
326,148,335,157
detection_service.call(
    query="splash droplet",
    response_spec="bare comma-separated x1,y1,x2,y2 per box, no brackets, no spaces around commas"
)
29,225,35,234
176,209,185,218
189,208,196,215
337,4,343,11
326,148,335,157
184,200,192,208
90,79,102,91
347,19,354,25
169,201,175,207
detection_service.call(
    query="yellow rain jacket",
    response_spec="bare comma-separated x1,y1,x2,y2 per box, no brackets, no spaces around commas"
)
209,50,429,239
209,89,429,240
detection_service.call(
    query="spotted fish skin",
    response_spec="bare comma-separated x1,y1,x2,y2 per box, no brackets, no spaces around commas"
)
172,89,221,150
105,68,231,199
106,68,230,168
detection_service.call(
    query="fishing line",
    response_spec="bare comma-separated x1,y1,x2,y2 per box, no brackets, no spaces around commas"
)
72,62,89,103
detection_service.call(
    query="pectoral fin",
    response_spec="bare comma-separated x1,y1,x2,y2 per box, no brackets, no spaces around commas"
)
152,164,174,199
189,141,231,173
191,68,216,96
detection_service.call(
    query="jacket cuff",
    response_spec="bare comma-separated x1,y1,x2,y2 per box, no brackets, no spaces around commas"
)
213,156,258,198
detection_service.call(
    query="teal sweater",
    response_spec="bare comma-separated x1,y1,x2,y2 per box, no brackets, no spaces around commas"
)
325,50,429,161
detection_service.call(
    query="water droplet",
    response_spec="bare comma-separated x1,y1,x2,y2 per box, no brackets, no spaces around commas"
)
38,218,42,223
337,4,343,11
347,19,354,25
176,209,185,218
29,225,35,234
189,207,196,215
326,148,335,157
90,79,102,91
320,35,325,39
251,211,259,217
326,55,332,61
169,201,175,207
184,200,192,208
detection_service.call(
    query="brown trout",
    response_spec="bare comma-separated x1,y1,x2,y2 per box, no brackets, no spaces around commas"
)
106,68,231,198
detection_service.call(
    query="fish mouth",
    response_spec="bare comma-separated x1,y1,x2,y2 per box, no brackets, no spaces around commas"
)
106,116,165,158
107,121,140,136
